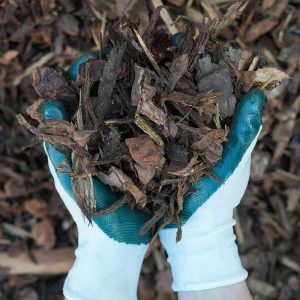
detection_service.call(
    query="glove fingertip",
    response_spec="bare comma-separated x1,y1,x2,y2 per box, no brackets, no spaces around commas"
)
230,88,265,137
42,99,68,121
68,51,99,81
246,88,265,102
42,100,71,174
235,88,265,119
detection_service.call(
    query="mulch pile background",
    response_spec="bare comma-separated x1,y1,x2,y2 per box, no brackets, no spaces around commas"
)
0,1,299,299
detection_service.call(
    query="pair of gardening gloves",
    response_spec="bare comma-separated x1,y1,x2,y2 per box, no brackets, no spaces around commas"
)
43,53,265,300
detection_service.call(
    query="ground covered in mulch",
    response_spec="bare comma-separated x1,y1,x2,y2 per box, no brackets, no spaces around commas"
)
0,1,299,299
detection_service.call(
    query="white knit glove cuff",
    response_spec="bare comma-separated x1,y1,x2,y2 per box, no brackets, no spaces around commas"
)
160,225,247,291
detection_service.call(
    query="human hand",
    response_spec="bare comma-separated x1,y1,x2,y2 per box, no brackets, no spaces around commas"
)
43,49,265,299
43,54,150,300
159,89,265,292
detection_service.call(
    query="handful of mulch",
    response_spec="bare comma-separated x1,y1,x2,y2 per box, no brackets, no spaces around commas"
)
18,1,288,238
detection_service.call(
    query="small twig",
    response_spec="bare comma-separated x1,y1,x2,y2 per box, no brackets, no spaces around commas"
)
175,105,194,125
150,0,178,35
139,205,167,236
248,55,260,71
274,169,300,182
89,6,107,42
133,28,161,76
90,27,101,49
104,117,134,125
16,114,40,135
144,217,173,258
91,194,132,216
13,53,55,86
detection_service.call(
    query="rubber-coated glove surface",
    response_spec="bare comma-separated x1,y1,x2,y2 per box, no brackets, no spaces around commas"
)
159,89,265,291
43,53,150,300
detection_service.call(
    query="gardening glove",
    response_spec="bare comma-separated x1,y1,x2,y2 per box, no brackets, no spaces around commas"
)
159,89,265,291
42,53,150,300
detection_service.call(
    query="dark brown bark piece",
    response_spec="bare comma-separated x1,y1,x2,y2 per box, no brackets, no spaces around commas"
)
56,14,79,36
197,68,236,117
96,38,128,123
32,67,78,113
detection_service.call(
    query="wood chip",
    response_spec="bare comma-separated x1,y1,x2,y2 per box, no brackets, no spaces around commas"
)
245,18,278,42
125,135,166,168
2,223,31,239
31,219,56,250
0,50,19,65
108,167,147,206
24,198,48,218
0,248,74,275
135,164,156,185
255,67,289,89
